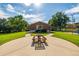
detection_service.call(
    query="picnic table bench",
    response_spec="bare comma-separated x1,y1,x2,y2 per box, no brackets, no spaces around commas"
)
31,34,48,50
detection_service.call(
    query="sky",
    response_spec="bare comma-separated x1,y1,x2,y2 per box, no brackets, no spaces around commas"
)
0,3,79,24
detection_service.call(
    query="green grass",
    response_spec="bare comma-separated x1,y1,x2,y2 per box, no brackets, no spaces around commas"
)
53,32,79,46
31,33,48,36
0,32,26,45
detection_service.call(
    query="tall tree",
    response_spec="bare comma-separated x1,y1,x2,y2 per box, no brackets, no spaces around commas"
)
48,12,69,31
0,18,8,33
0,15,28,33
7,15,28,32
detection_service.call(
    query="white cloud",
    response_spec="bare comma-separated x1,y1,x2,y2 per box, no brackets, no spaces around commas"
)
6,4,15,12
44,21,48,23
65,4,79,14
0,10,7,18
0,15,10,19
22,10,26,13
0,10,12,18
0,10,5,16
29,9,33,11
30,17,43,23
6,4,27,15
24,2,42,7
24,2,32,6
22,14,44,23
0,3,44,23
23,14,36,18
7,4,14,10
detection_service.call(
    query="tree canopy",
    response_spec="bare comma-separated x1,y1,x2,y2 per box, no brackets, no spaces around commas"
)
0,15,28,33
48,12,70,31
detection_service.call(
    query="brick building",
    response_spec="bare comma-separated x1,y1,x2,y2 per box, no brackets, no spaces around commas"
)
28,21,51,32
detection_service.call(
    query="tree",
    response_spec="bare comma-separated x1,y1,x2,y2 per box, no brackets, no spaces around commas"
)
0,15,28,33
48,12,69,31
7,15,28,32
0,18,8,33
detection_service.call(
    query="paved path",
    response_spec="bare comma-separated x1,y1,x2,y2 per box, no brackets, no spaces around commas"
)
0,34,79,56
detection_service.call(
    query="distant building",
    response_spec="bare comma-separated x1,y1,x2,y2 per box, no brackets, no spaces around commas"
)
66,24,76,29
66,23,79,32
75,23,79,28
66,23,79,29
28,21,51,32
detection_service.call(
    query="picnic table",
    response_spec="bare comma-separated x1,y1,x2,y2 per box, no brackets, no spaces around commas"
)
31,34,48,50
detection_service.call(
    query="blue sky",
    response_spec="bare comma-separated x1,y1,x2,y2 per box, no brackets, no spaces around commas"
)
0,3,79,24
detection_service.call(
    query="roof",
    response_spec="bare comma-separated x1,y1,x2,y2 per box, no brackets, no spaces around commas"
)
30,21,50,26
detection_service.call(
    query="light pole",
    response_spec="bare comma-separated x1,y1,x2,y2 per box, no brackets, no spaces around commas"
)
71,14,75,34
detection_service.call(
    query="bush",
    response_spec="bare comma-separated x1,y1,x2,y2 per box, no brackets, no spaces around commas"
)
35,29,47,33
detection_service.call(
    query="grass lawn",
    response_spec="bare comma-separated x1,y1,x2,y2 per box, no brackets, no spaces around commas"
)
31,33,48,36
0,32,26,45
53,32,79,46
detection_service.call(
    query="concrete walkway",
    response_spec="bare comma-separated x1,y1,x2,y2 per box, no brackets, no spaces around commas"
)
0,34,79,56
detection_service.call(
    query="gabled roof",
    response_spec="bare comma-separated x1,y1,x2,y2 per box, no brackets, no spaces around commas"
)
30,21,50,26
